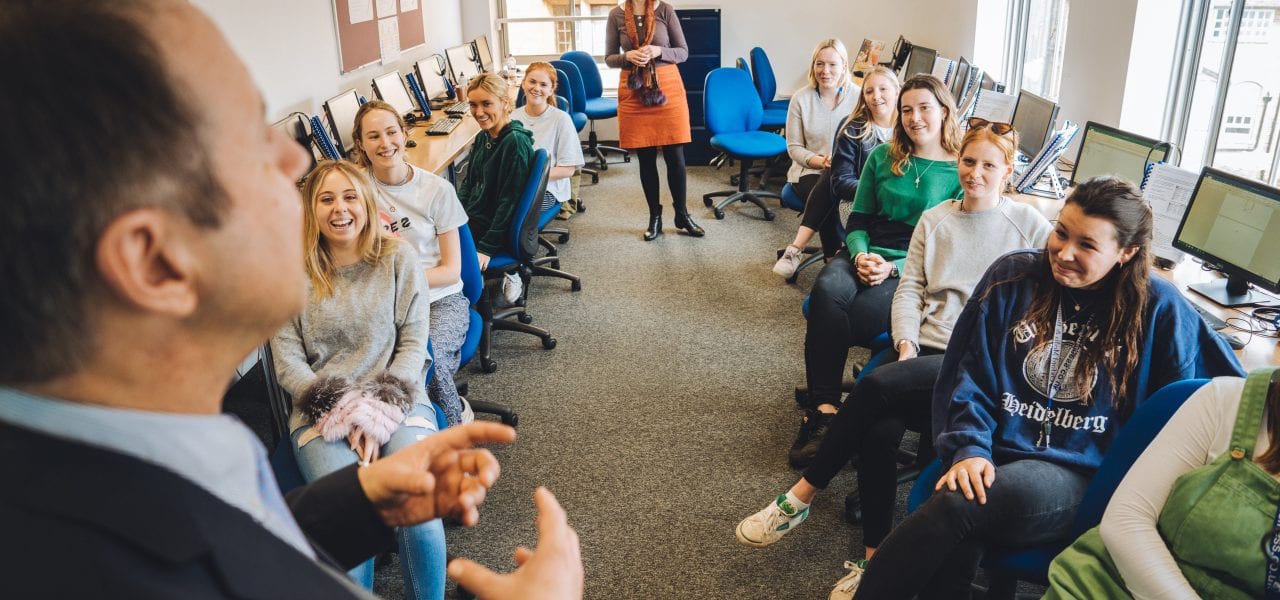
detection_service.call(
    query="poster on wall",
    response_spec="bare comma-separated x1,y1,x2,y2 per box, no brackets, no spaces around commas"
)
331,0,425,74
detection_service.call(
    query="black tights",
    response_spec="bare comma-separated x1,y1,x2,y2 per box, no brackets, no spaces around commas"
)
636,144,687,217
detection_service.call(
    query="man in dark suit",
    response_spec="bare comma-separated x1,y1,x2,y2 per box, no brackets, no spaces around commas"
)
0,1,580,598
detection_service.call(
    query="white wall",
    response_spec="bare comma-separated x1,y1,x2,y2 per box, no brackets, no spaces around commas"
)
193,0,463,120
195,0,1149,148
664,0,980,96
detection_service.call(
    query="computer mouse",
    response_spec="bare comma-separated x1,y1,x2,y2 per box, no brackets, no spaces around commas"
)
405,139,417,148
1222,332,1247,350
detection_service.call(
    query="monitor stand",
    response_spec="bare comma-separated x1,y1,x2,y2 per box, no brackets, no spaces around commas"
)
1188,277,1265,307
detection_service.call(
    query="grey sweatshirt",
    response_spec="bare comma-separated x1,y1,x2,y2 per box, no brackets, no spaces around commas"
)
271,242,431,431
891,197,1052,352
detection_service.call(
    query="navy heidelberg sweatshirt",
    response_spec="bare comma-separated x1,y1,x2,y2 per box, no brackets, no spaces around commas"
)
933,250,1245,473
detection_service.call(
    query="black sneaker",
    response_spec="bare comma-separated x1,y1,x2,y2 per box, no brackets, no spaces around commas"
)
788,410,834,469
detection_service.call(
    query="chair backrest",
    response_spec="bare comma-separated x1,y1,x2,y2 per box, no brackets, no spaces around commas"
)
560,50,602,100
735,56,749,74
508,149,550,261
704,68,763,135
457,223,484,305
1067,378,1209,536
750,46,778,106
549,59,588,115
515,88,570,114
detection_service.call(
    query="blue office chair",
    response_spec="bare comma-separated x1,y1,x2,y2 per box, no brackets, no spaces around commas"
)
545,62,598,189
906,378,1210,599
562,50,630,170
453,224,520,425
750,46,790,112
476,149,557,358
701,68,786,221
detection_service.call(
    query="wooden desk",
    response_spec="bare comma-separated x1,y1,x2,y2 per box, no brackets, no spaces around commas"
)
403,112,480,175
1158,259,1280,370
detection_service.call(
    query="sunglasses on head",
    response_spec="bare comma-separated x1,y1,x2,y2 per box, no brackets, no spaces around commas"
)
968,117,1015,136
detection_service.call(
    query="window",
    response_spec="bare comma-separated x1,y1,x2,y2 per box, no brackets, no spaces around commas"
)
496,0,615,62
1004,0,1070,100
1171,1,1280,185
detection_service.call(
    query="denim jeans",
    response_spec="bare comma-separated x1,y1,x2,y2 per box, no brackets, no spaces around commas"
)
805,254,900,408
854,459,1090,600
292,403,446,600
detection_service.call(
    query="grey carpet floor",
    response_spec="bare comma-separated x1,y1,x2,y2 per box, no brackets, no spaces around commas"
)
370,159,899,600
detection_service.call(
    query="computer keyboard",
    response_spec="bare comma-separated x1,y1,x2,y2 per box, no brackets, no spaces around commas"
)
425,118,461,136
442,100,468,116
1190,300,1228,331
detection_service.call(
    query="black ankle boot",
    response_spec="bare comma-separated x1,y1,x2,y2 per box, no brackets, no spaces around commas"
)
643,215,663,241
673,211,705,237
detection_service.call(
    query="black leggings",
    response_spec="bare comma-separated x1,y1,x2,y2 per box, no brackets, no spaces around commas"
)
636,144,687,216
801,350,944,547
804,254,899,409
796,169,844,258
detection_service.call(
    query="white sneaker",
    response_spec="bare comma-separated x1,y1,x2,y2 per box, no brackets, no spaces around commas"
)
735,494,809,547
502,272,523,304
772,245,804,278
828,559,870,600
459,396,475,424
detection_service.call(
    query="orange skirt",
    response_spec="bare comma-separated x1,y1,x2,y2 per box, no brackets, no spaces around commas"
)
617,63,692,149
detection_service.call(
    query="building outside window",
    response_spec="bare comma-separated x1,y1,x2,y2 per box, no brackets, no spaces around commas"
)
1017,0,1069,100
497,0,618,90
1178,0,1280,185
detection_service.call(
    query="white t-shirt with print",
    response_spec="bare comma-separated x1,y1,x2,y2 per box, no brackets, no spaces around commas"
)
511,104,585,203
371,165,469,302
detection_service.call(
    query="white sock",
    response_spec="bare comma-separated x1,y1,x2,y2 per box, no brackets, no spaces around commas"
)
779,490,810,515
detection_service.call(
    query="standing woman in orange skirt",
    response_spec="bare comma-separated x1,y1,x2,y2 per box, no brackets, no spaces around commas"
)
605,0,704,241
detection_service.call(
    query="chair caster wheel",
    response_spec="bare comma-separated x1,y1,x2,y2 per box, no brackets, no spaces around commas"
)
542,337,557,350
764,211,776,221
504,413,519,427
577,203,587,213
599,162,609,171
481,359,497,373
623,155,631,163
518,313,533,324
786,275,799,284
558,233,570,243
571,280,582,291
714,209,725,220
703,196,713,207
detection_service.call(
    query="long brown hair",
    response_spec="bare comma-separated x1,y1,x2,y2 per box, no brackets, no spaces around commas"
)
1003,177,1153,416
887,74,962,176
1258,375,1280,474
300,160,397,297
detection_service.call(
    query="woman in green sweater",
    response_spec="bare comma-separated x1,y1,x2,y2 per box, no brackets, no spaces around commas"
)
790,75,963,467
459,73,535,301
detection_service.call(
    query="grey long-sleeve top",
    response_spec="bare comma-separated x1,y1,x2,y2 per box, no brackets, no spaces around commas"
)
271,242,431,432
891,197,1052,352
604,2,688,69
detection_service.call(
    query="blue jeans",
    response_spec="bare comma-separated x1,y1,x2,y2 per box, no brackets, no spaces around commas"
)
292,403,446,600
854,459,1089,600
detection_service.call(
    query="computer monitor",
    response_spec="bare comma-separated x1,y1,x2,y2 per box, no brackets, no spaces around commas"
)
889,36,910,71
1070,122,1170,186
474,35,494,73
372,70,416,117
1011,90,1059,158
902,45,936,79
445,43,479,85
980,72,998,91
270,113,319,174
1173,167,1280,306
322,89,362,155
414,58,450,102
949,57,970,101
